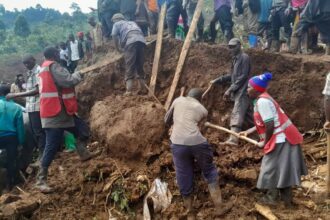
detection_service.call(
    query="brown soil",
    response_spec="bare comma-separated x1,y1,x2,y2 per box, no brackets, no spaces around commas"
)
90,95,166,160
2,39,330,220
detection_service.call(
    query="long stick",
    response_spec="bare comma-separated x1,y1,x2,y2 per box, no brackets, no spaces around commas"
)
205,122,259,146
149,4,167,95
327,131,330,197
202,84,212,99
164,0,204,110
142,82,163,106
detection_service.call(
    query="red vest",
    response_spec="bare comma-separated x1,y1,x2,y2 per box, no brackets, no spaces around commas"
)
39,60,78,118
254,93,303,154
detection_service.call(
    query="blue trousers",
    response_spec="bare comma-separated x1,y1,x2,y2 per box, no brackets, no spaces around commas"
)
42,127,77,168
171,142,218,197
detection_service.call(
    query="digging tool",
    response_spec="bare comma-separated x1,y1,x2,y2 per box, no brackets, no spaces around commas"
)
180,87,185,96
149,3,167,95
205,122,259,146
141,81,163,106
202,84,213,99
164,0,204,110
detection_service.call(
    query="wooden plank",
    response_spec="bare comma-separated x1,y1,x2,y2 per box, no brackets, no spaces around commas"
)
164,0,204,110
327,131,330,197
255,203,278,220
80,40,156,75
149,4,167,95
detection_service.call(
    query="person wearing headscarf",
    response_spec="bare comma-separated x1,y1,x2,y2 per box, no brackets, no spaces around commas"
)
240,72,308,206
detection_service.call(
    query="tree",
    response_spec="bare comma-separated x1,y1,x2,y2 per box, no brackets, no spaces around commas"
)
14,15,31,37
0,4,5,16
0,20,6,42
70,2,87,23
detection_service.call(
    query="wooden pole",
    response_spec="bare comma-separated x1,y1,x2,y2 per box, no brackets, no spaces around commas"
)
202,84,213,99
149,4,167,95
205,122,259,146
326,131,330,197
164,0,204,110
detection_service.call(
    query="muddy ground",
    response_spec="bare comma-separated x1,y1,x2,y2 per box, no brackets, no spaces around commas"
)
2,39,330,220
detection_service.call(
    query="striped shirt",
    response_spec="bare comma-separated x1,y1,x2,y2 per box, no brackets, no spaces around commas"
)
25,65,41,112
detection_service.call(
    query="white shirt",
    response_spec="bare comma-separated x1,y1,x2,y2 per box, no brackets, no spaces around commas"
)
60,48,69,61
255,97,286,144
70,40,80,61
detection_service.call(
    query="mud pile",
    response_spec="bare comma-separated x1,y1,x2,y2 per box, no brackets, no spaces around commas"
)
3,39,330,220
90,95,166,160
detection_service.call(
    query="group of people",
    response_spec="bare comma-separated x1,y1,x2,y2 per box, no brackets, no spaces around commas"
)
0,0,329,218
0,48,94,193
96,0,330,54
164,37,312,218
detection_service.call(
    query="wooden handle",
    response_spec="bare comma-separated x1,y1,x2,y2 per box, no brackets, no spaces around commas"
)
205,122,259,146
164,0,204,110
202,84,212,99
326,132,330,197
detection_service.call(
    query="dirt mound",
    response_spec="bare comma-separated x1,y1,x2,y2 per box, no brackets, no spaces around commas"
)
6,39,330,220
90,95,166,160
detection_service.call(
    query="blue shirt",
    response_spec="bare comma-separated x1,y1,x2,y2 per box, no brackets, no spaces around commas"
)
0,96,25,145
259,0,273,23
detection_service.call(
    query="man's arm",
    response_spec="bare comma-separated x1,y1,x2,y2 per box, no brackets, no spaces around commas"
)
111,23,122,52
113,36,121,52
212,74,231,85
6,87,38,100
227,55,250,93
50,63,83,88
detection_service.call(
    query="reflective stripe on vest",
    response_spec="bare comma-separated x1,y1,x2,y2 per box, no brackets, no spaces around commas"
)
40,92,59,98
259,119,293,139
62,93,75,99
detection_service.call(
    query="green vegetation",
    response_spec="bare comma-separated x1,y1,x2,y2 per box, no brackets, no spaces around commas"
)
0,3,93,59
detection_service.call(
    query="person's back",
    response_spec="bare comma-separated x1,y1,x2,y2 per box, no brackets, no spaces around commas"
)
171,96,207,145
0,97,24,141
112,20,145,48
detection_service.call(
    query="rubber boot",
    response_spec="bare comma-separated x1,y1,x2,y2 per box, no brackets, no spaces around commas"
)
280,187,292,207
125,79,134,96
138,79,148,95
264,39,272,51
220,127,240,147
326,43,330,56
183,196,195,220
289,36,301,54
35,167,53,193
259,189,279,205
76,140,92,162
197,28,204,42
208,182,233,216
271,40,281,52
